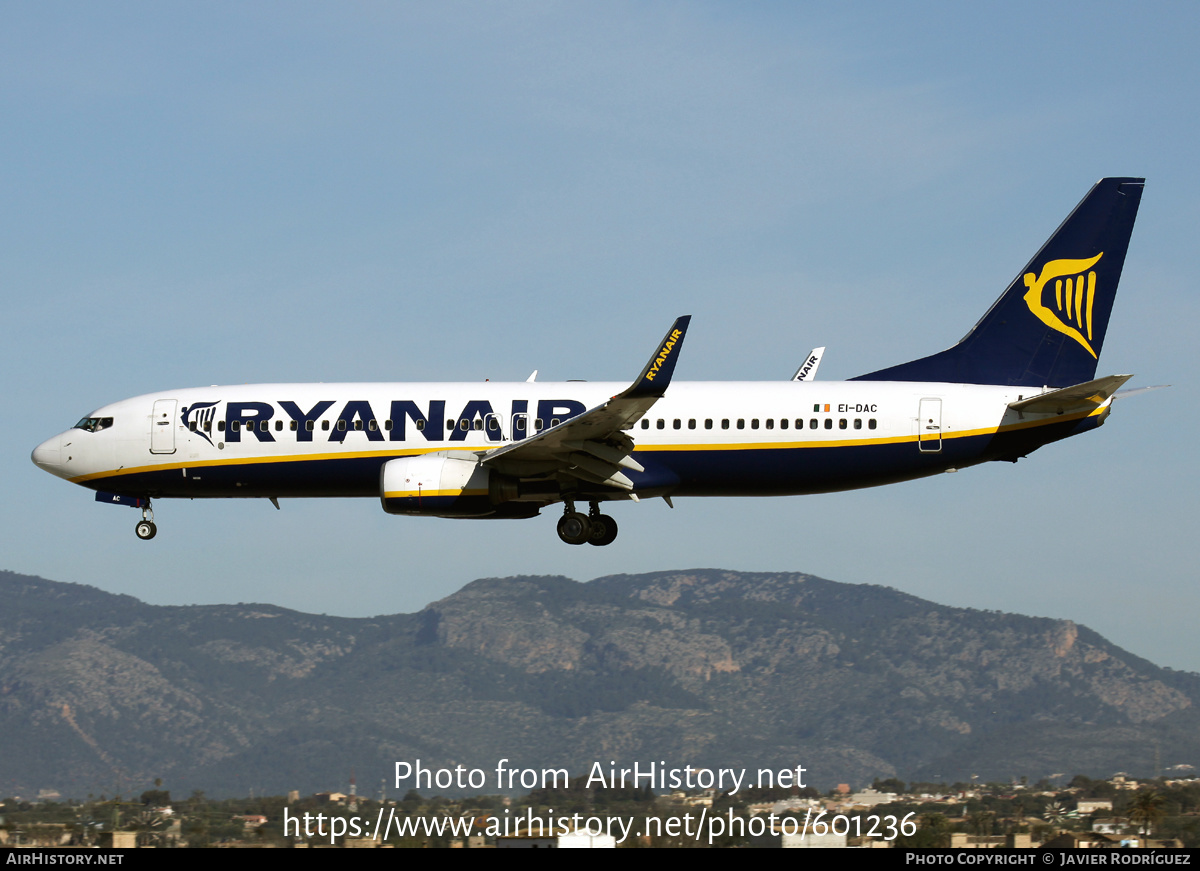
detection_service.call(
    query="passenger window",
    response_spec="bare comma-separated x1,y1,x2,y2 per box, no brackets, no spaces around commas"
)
218,421,226,432
535,418,544,430
824,419,832,430
322,420,330,431
369,420,378,432
705,419,713,429
487,418,499,432
305,420,314,432
657,419,665,430
809,419,817,429
641,420,649,430
338,420,347,431
721,419,730,430
854,419,862,430
289,420,298,431
779,419,787,430
551,418,560,427
751,419,759,430
839,419,847,429
673,419,681,430
204,421,212,432
415,420,425,431
766,419,774,430
737,419,745,430
869,419,877,430
260,421,269,432
688,419,696,429
231,421,240,432
188,421,197,432
474,419,483,431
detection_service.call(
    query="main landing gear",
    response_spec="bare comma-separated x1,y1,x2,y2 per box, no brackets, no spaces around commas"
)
135,499,157,541
556,501,618,547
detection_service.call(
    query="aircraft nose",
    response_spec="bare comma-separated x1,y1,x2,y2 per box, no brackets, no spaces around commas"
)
31,434,68,476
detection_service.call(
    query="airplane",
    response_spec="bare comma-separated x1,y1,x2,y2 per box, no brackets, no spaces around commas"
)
32,177,1145,547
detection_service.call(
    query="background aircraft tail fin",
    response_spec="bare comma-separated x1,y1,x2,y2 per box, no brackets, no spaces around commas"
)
853,177,1144,386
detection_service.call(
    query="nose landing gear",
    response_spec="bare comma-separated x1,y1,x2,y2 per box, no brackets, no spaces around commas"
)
135,499,157,540
556,501,618,546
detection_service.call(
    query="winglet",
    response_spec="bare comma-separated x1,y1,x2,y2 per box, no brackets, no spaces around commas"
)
621,316,691,398
792,347,825,381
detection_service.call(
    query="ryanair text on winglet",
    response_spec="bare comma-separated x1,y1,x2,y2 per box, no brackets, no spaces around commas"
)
644,329,683,382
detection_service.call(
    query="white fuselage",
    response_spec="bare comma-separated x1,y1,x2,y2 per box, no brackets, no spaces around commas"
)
31,379,1107,504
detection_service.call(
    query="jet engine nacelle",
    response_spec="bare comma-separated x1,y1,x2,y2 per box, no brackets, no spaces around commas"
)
380,454,496,517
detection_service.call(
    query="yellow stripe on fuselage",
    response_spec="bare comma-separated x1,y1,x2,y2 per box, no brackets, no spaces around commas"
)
382,489,489,499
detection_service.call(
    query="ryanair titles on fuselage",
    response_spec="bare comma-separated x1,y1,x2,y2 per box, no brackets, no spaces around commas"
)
183,397,589,446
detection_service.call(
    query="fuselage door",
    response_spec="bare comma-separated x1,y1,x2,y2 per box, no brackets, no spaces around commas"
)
918,398,942,453
151,399,177,454
511,413,528,442
484,413,504,442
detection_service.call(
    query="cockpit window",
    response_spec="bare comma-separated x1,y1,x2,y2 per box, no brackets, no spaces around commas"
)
74,416,114,433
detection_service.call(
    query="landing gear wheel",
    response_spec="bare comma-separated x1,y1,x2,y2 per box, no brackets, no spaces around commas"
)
557,512,592,545
587,513,618,546
135,520,157,540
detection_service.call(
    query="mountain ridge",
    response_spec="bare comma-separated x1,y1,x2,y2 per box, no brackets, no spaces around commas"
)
1,568,1195,799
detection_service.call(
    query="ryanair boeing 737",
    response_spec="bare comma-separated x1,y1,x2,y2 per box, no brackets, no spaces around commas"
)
33,178,1146,546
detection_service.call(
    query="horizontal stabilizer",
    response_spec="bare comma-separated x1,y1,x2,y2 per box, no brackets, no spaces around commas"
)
1007,374,1133,415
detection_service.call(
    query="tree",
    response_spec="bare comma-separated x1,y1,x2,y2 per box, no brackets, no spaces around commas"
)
139,789,170,807
968,810,995,836
1128,791,1166,837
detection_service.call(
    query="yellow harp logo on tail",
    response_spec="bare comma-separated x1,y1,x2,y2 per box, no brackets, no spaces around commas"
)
1022,253,1104,359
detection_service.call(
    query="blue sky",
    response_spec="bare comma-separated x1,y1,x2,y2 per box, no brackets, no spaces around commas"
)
5,3,1198,676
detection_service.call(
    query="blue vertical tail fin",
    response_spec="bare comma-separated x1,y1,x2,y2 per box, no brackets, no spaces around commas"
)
853,177,1144,387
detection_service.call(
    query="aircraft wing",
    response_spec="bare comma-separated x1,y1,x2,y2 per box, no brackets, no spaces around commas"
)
481,316,690,490
1007,374,1133,415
